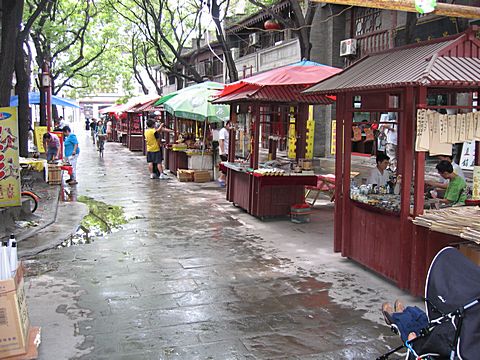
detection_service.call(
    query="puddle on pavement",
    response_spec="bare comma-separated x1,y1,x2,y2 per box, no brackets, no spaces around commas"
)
58,196,128,248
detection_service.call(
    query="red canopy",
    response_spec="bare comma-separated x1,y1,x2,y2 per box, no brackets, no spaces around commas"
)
215,61,341,103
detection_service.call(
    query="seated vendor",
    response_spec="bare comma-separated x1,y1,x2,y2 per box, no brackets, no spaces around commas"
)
435,160,467,205
426,154,465,190
367,153,391,186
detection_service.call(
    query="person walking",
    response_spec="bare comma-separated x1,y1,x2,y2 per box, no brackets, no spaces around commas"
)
106,119,113,142
218,121,232,186
63,126,80,185
42,132,61,162
144,119,172,179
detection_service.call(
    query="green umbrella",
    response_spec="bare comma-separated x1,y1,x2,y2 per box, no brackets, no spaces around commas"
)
154,81,225,107
154,92,178,106
162,82,229,123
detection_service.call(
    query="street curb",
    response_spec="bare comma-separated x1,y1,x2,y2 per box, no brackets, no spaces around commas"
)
18,202,89,259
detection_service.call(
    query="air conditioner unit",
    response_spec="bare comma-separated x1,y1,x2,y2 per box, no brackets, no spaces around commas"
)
249,33,259,45
340,38,357,57
231,47,240,60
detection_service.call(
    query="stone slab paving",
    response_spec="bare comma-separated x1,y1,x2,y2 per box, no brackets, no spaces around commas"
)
24,131,401,359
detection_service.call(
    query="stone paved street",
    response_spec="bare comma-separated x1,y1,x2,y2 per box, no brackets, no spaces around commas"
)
23,130,407,359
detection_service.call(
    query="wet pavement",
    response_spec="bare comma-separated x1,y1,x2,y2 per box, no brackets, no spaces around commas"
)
24,129,403,359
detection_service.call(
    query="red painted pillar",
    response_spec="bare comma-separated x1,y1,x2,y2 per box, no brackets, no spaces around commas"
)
398,86,415,290
341,93,353,257
296,104,308,161
42,62,52,131
334,94,345,253
414,86,427,216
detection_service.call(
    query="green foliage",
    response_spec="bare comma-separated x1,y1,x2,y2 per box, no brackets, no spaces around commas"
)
27,0,135,98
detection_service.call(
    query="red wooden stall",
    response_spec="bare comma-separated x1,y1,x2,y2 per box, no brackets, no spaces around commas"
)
214,61,341,218
306,27,480,295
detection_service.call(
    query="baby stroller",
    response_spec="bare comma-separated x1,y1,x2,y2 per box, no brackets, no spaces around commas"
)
378,247,480,360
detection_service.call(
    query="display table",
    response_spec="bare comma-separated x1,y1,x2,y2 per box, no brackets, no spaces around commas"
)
128,133,143,151
225,162,317,218
19,158,47,172
166,148,188,176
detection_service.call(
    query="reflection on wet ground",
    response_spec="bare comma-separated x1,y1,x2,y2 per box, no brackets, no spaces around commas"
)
28,136,399,359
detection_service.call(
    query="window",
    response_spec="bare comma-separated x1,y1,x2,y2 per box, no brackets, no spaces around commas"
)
354,8,382,36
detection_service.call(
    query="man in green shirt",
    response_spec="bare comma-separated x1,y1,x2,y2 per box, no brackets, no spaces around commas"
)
436,160,467,205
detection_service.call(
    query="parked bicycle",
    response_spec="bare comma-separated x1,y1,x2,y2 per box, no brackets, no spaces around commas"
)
20,164,39,213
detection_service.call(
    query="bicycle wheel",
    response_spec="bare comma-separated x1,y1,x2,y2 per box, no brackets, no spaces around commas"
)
21,191,39,213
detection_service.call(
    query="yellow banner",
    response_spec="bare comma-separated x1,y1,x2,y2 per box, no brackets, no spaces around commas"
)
305,105,315,159
34,126,48,153
473,166,480,200
287,108,296,159
331,120,336,155
0,107,21,207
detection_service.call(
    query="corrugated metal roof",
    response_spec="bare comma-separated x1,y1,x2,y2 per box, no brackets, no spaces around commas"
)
213,84,334,104
305,30,480,94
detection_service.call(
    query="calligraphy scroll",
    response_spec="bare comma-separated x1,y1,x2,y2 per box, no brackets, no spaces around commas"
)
416,109,429,151
429,111,452,156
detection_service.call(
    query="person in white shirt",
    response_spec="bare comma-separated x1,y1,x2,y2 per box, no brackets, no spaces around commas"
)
381,112,397,171
368,153,391,186
218,121,232,186
426,154,466,190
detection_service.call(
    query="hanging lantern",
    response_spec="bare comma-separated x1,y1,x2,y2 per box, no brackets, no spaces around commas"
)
264,19,281,31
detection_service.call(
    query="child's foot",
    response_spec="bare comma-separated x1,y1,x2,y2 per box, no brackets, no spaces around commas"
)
218,179,225,187
150,174,157,179
159,174,170,180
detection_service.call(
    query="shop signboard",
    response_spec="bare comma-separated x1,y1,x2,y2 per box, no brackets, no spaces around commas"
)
34,126,48,153
459,141,476,170
305,105,315,159
0,107,21,207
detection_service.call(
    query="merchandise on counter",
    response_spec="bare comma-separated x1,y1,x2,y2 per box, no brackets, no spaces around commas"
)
412,207,480,243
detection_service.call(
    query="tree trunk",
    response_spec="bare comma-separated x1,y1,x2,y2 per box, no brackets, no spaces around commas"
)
404,12,418,45
209,0,238,82
39,85,46,126
14,37,31,157
0,0,23,107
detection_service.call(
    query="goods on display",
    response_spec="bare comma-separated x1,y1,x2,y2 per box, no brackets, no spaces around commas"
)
415,109,480,153
413,207,480,243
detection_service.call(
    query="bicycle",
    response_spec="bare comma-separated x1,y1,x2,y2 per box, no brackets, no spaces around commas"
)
97,134,106,158
20,164,39,213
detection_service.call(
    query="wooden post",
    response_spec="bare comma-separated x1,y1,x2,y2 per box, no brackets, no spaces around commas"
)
296,104,308,161
341,93,353,257
311,0,480,19
251,104,260,170
334,95,345,253
414,86,427,216
398,86,415,290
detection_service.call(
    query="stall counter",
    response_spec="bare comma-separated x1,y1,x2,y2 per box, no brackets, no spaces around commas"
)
224,162,317,218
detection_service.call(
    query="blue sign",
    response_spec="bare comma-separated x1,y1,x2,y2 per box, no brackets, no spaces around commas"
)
0,112,12,121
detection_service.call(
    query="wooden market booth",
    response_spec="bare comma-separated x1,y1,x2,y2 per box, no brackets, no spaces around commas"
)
160,82,226,178
305,27,480,295
214,61,341,218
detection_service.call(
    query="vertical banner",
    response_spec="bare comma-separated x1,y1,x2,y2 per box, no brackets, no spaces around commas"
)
473,166,480,200
305,105,315,159
0,107,21,207
287,107,296,159
331,120,337,155
34,126,48,153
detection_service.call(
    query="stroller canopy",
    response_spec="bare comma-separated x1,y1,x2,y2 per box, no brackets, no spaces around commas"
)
425,247,480,359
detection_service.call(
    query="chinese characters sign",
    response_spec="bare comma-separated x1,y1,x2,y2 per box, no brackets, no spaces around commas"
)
0,107,21,207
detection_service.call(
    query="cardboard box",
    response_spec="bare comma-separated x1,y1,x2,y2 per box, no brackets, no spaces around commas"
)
194,170,211,183
459,243,480,266
177,169,194,182
0,265,30,359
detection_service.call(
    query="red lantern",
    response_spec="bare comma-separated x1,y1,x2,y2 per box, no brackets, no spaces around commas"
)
264,19,281,31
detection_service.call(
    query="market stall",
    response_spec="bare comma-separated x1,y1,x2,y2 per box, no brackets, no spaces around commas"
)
214,61,341,218
158,82,228,177
305,27,480,295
